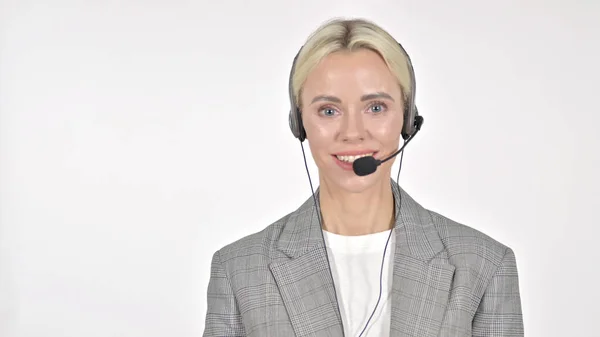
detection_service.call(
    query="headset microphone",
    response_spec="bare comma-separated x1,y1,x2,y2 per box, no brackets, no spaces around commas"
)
352,115,424,176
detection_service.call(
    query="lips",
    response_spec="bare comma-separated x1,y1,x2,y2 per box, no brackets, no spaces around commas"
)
331,151,378,171
334,152,375,164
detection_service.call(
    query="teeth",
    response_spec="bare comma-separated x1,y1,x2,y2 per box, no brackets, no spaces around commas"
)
335,153,374,163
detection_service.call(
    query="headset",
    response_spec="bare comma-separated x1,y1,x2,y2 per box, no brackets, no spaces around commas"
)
288,42,421,142
288,40,423,337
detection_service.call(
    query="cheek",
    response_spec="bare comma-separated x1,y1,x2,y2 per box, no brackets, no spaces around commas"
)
370,114,404,142
306,124,334,156
303,114,334,142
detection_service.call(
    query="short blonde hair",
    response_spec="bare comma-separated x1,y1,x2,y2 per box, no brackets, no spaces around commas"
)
291,18,413,109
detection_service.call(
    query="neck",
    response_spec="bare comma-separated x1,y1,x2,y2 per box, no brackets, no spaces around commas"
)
318,177,395,236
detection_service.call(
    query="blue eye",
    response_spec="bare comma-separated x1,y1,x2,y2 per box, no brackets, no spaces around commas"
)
369,102,386,113
320,107,337,117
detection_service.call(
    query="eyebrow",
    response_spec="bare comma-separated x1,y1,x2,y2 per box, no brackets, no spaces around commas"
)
310,95,342,104
310,92,394,104
361,92,394,102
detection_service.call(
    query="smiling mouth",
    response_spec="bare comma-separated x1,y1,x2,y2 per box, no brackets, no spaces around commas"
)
334,152,375,163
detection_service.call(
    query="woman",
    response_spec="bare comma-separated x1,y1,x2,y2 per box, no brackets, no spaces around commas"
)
203,18,523,337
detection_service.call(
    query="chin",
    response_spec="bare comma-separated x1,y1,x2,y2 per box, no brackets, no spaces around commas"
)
323,168,389,194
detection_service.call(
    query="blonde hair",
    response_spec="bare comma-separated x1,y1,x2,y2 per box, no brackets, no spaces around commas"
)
291,18,413,110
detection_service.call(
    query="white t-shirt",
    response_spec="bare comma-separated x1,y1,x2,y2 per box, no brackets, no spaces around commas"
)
322,229,396,337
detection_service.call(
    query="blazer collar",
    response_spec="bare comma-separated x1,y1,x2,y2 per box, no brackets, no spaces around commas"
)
271,179,455,336
277,178,446,262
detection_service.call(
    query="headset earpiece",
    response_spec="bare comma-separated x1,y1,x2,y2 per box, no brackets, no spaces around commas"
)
288,52,306,142
401,105,421,140
289,107,306,142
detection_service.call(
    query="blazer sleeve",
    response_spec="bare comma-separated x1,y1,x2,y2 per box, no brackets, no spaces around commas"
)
203,250,246,337
472,247,524,336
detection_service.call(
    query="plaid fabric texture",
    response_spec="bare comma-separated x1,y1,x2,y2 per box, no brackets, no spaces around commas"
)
203,179,524,336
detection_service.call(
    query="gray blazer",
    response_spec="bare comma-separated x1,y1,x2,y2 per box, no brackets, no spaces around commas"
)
203,180,524,336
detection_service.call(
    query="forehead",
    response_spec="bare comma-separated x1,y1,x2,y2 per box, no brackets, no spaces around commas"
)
302,48,400,98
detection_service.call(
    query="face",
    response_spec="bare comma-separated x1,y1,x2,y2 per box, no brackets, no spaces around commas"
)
300,48,405,193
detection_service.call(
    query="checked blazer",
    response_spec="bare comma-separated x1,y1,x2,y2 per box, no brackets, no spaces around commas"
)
203,179,524,336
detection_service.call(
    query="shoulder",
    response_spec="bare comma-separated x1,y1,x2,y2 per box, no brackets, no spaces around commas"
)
209,212,291,271
426,209,523,319
428,209,516,269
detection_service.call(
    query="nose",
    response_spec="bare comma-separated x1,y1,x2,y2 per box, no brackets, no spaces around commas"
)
339,109,367,142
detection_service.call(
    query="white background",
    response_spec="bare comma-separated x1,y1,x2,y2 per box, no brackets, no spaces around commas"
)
1,0,599,336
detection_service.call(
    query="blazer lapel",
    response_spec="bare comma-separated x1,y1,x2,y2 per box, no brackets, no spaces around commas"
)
269,180,455,337
389,181,456,336
269,191,344,337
